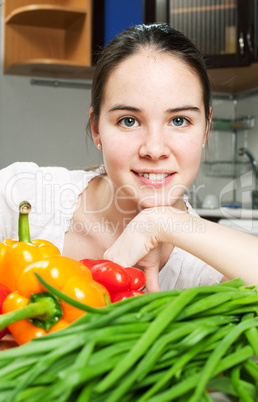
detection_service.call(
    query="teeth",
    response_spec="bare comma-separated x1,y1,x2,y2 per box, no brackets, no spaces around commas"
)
138,172,169,180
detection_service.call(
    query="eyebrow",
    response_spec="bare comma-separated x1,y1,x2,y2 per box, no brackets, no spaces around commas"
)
108,104,201,113
108,105,141,113
166,106,201,113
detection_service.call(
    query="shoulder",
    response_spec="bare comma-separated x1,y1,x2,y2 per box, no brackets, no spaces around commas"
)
0,162,39,240
0,162,103,243
0,162,102,212
0,162,41,216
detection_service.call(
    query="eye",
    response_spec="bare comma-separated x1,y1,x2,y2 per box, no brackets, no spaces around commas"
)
118,117,139,128
171,116,190,127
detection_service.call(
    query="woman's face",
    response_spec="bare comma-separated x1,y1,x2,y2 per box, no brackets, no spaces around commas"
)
91,49,211,211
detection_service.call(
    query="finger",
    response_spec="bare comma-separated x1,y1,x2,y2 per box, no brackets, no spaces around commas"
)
103,247,131,267
143,265,161,293
104,235,149,268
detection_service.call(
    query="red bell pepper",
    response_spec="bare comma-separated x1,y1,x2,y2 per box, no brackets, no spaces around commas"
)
110,290,145,303
80,259,146,302
0,283,11,339
124,267,146,291
80,259,110,270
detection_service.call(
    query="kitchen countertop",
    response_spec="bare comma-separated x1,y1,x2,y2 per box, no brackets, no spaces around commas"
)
196,207,258,219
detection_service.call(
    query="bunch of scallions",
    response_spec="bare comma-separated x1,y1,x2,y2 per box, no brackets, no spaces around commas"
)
0,276,258,402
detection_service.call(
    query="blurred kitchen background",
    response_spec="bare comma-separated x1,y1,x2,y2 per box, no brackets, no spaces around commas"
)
2,0,258,230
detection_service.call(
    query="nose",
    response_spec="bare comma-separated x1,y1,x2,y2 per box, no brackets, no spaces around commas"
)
139,129,170,161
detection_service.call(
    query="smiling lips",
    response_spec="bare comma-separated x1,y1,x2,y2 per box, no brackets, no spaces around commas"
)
137,172,170,180
133,171,174,187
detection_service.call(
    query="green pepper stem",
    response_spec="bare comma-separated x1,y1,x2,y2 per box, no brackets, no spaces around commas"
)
18,201,32,243
0,293,63,332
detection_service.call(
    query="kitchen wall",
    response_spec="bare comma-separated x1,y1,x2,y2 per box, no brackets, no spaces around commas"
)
193,94,258,209
0,5,103,170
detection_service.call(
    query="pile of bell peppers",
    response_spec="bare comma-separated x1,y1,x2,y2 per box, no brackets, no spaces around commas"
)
0,202,109,345
0,201,146,345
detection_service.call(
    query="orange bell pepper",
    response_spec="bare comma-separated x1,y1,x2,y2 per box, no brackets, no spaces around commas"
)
0,201,110,345
0,201,60,291
1,255,109,345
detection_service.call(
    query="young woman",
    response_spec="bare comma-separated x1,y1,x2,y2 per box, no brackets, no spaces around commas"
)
0,24,257,292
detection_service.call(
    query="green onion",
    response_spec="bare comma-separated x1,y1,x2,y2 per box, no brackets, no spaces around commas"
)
0,277,257,402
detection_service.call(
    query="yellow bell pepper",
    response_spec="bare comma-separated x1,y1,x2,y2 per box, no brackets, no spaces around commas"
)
0,201,109,345
0,201,60,291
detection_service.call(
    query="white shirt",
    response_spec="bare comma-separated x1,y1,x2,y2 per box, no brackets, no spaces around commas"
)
0,162,223,290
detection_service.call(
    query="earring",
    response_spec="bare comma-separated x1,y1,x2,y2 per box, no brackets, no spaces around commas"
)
202,144,205,149
97,143,102,150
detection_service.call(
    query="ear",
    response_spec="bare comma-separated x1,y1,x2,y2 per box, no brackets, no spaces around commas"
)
89,107,100,147
203,106,213,145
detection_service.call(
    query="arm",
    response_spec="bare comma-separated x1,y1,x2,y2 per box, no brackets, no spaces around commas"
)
104,207,258,291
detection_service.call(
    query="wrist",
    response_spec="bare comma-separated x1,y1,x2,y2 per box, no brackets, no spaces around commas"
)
154,207,190,244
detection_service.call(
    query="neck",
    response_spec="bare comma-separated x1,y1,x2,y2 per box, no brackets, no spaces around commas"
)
85,176,188,228
82,176,138,234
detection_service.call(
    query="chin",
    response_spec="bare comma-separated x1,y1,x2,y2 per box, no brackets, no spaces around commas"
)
138,191,187,210
138,198,176,210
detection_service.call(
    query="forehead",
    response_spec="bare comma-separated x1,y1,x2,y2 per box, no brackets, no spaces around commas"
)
102,49,204,109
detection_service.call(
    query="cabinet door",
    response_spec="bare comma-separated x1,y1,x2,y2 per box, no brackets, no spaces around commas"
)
170,0,257,67
145,0,257,68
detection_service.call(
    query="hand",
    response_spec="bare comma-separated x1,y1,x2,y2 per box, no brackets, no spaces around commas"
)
104,209,162,292
134,244,162,292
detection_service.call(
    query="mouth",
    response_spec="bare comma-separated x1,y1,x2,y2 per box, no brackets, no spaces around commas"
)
132,170,174,187
136,172,171,181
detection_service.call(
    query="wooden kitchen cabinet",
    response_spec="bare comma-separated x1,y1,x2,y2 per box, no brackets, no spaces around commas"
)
145,0,258,94
208,62,258,94
3,0,95,79
145,0,257,69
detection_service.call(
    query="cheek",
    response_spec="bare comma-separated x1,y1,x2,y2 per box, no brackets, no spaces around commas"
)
102,138,136,170
176,138,203,171
103,148,127,171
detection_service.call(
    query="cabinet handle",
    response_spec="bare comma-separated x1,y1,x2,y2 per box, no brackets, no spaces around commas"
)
239,31,245,56
246,28,254,55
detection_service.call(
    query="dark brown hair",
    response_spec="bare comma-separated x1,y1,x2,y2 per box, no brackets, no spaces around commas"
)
88,23,211,135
